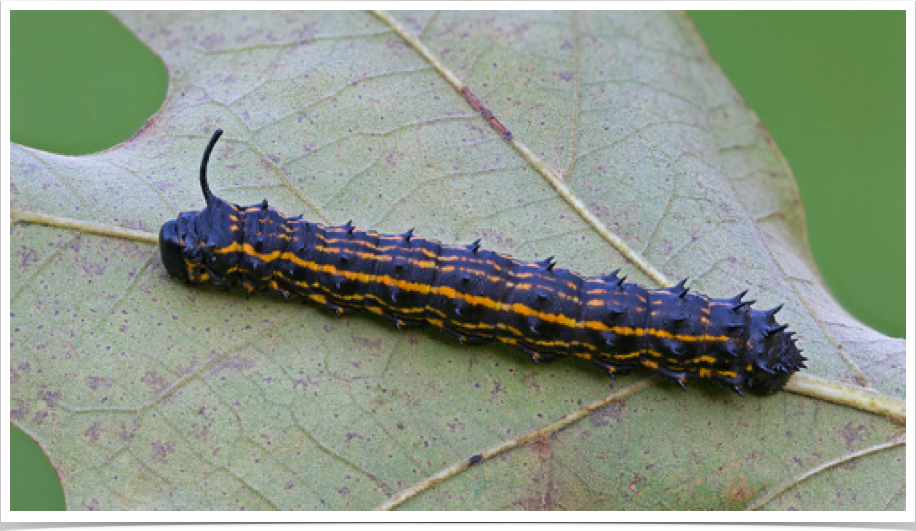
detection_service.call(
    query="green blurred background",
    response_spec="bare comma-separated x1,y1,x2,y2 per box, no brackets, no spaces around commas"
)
9,11,904,510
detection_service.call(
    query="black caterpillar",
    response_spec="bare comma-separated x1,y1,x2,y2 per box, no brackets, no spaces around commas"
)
159,129,806,396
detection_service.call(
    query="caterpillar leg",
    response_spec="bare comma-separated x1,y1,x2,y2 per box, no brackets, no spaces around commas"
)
516,343,562,365
324,303,358,317
380,314,424,331
440,325,492,346
713,379,745,397
591,358,635,380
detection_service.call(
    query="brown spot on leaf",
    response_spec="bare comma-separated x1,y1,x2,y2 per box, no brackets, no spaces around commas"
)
533,435,551,462
210,354,256,375
523,372,542,394
30,409,49,425
192,422,212,441
81,498,101,511
151,440,176,463
589,401,625,428
119,421,137,443
477,229,513,251
840,422,868,451
352,335,382,351
83,422,102,443
504,488,559,511
490,379,505,400
628,474,647,493
11,402,30,421
385,148,405,167
723,478,758,507
140,370,169,392
72,250,106,277
16,247,38,270
38,387,61,404
293,376,316,392
85,375,112,390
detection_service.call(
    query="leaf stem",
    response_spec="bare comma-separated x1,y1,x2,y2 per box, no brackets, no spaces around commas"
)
375,372,906,510
11,210,159,244
785,373,906,423
374,375,661,510
745,434,905,510
11,209,908,426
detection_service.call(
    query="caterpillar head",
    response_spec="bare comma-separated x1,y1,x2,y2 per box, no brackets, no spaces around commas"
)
158,217,189,282
159,129,235,285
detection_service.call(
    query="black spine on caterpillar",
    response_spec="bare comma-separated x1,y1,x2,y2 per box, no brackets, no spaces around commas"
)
159,129,807,396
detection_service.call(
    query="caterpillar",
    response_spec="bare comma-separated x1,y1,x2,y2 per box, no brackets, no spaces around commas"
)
159,129,806,396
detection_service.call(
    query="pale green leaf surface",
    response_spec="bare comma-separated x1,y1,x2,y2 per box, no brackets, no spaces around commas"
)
10,11,904,511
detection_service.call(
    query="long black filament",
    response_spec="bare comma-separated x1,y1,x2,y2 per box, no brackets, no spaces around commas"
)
200,129,224,204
